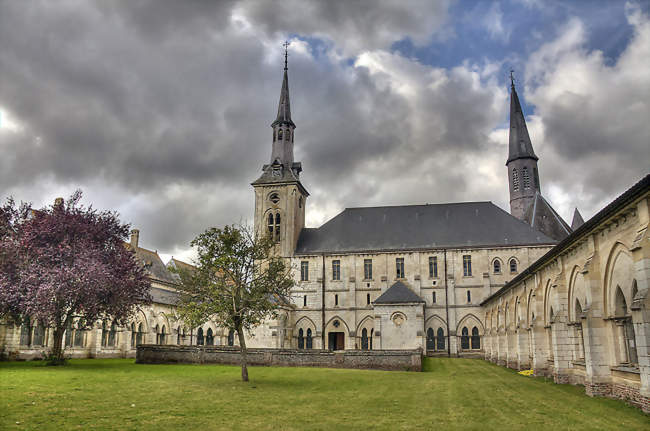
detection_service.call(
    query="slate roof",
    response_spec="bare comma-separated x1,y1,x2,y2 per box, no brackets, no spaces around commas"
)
126,243,178,285
150,287,180,306
295,201,556,254
522,193,572,241
374,281,424,304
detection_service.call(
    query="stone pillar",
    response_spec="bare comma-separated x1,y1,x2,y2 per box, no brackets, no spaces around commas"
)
551,311,571,384
497,329,506,366
531,324,547,376
517,328,530,369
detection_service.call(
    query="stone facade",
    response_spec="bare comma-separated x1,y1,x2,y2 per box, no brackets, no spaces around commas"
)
481,177,650,412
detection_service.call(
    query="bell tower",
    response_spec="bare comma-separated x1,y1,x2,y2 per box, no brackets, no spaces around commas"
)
506,73,541,220
252,42,308,257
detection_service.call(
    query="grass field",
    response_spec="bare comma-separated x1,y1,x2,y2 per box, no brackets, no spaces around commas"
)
1,357,648,430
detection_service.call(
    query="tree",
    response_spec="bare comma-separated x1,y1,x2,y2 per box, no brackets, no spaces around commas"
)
173,224,294,382
0,191,151,364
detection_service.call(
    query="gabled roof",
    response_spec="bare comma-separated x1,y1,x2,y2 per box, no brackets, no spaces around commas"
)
126,243,178,285
374,281,424,304
507,83,538,164
523,192,572,241
295,201,556,254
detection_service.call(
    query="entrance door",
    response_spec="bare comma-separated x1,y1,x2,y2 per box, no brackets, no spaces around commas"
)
328,332,345,350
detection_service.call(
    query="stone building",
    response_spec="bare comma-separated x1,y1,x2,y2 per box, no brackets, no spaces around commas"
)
247,59,570,355
482,175,650,411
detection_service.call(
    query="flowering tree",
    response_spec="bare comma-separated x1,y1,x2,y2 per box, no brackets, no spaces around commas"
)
174,224,294,382
0,191,151,364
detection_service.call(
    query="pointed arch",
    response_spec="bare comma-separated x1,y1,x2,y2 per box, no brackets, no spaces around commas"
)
603,242,635,317
295,316,317,332
324,315,350,334
456,313,484,335
568,265,587,322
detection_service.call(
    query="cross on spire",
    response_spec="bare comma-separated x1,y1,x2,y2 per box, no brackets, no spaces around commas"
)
283,40,290,71
510,69,515,89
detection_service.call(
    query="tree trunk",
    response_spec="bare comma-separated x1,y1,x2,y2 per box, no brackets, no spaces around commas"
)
236,325,249,382
50,325,66,365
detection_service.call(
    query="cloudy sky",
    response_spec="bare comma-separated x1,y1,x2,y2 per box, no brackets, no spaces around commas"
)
1,0,648,261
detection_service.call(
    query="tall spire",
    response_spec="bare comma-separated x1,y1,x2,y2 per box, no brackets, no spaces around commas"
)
507,74,538,164
272,41,294,128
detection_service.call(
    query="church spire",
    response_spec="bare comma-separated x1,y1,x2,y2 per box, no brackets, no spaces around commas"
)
272,41,295,128
506,71,541,221
507,73,538,164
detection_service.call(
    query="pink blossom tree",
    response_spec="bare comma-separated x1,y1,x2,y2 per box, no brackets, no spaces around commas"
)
0,191,151,364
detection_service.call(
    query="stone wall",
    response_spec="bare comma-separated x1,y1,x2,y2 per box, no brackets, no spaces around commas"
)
136,345,422,371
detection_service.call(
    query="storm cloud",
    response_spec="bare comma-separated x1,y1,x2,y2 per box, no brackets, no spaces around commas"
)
0,1,647,260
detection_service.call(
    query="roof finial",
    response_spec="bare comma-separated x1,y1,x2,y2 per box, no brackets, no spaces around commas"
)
510,69,515,89
283,40,290,71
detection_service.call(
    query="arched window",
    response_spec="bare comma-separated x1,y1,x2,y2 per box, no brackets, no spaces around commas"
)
278,129,283,140
509,259,517,273
306,328,313,349
228,329,235,346
136,323,144,346
131,323,137,348
102,321,109,347
206,328,214,345
298,328,304,349
493,260,501,274
197,328,204,345
471,327,480,349
267,213,274,234
615,286,637,365
108,321,117,347
426,328,435,350
154,324,160,345
274,213,281,240
461,327,469,350
361,328,369,350
523,167,530,190
33,321,45,347
74,321,85,347
20,316,32,346
512,168,519,191
160,325,166,345
65,320,74,348
436,328,445,351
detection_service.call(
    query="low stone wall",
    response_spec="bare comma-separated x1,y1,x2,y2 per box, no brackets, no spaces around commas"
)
136,345,422,371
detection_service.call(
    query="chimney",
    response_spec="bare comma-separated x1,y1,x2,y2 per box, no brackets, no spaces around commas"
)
130,229,140,248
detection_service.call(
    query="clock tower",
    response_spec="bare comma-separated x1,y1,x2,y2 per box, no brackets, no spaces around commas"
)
251,43,308,257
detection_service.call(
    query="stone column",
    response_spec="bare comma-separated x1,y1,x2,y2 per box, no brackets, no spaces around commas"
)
517,328,530,369
551,310,571,384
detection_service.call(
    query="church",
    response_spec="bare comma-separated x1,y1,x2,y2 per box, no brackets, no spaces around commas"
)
245,54,575,355
2,48,648,413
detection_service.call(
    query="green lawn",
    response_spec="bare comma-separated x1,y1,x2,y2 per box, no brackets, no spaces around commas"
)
1,358,647,430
